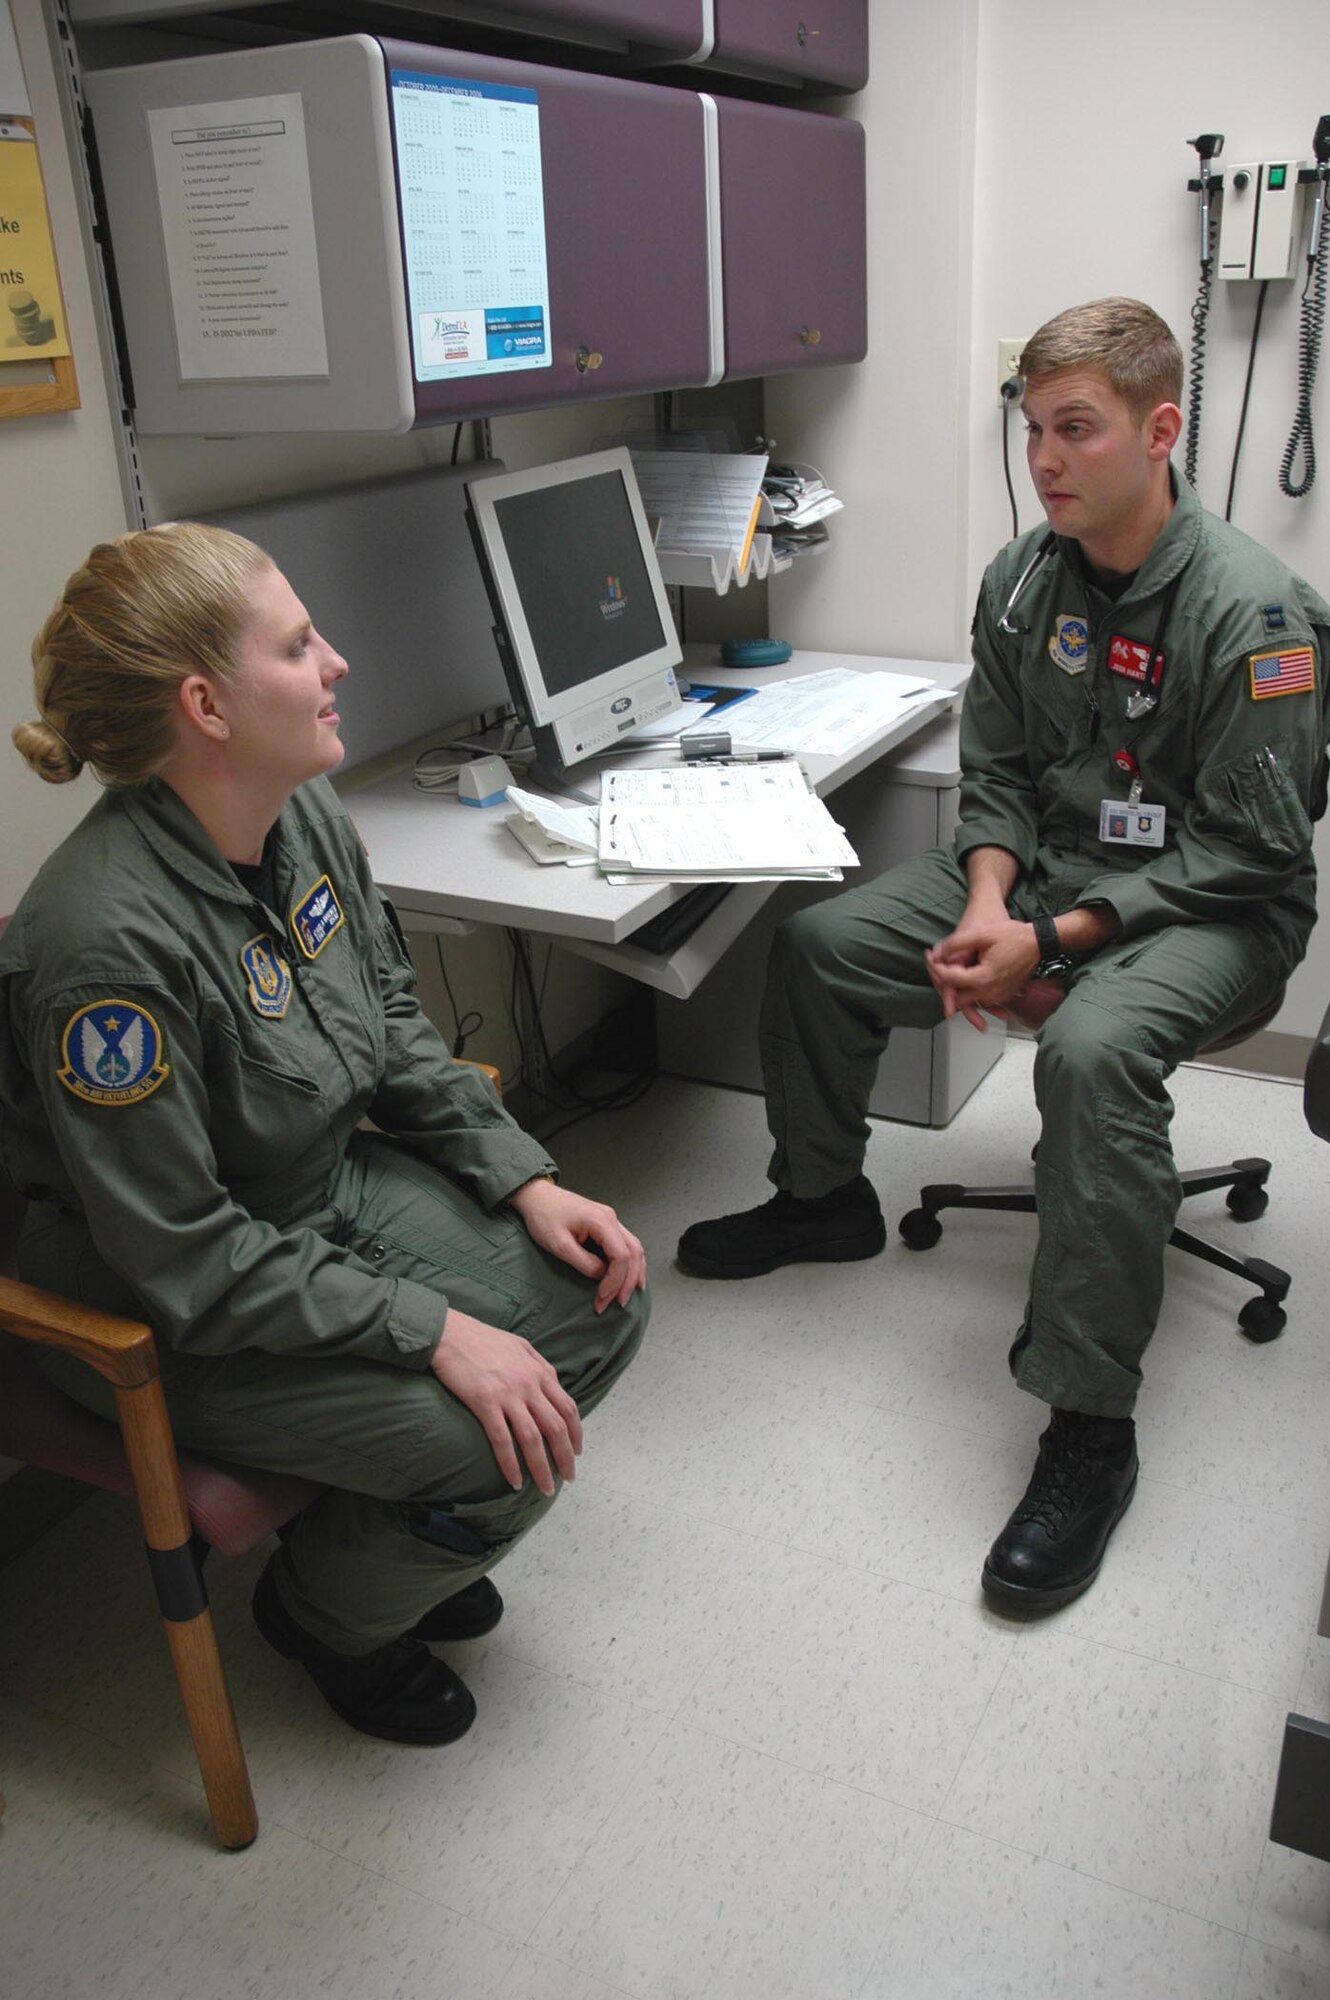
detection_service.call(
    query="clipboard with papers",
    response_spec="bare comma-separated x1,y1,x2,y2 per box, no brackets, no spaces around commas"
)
505,759,857,883
597,758,857,883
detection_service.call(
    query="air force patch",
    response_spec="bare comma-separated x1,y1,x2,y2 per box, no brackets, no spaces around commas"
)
290,875,344,960
240,933,293,1018
1048,615,1089,675
58,1000,170,1107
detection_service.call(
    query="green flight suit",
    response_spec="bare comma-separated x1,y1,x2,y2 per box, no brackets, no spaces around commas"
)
760,470,1330,1415
0,777,646,1651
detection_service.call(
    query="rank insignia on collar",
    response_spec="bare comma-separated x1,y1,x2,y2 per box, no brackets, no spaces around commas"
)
240,933,293,1018
58,999,170,1106
1048,614,1089,675
1261,603,1288,633
1107,634,1164,686
291,874,344,960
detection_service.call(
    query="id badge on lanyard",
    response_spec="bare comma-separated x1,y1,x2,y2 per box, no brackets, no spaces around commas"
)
1100,751,1166,848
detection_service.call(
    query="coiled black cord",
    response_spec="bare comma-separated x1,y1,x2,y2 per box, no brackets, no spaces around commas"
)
1279,221,1328,498
1000,375,1022,539
1184,219,1215,488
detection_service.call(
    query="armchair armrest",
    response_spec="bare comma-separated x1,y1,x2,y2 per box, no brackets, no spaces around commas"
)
0,1273,159,1388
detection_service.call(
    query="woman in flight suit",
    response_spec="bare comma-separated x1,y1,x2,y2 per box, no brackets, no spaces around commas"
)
0,522,648,1744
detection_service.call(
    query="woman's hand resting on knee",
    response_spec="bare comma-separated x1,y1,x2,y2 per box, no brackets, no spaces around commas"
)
430,1310,584,1495
508,1178,648,1313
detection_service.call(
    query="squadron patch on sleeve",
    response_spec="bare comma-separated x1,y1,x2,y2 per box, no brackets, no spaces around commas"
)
58,999,170,1106
290,874,344,960
1249,646,1316,700
240,933,293,1018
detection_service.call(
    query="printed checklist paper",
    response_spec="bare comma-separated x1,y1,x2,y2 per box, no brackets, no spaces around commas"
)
597,760,858,881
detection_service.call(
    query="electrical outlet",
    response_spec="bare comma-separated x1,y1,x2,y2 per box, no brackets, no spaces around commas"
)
997,338,1026,405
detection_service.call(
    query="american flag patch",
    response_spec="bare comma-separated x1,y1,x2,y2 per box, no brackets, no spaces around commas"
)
1249,646,1316,699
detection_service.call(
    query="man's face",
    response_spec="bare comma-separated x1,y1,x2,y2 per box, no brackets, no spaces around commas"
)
1023,368,1167,567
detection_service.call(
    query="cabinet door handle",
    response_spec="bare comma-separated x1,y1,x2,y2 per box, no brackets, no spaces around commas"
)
575,346,604,373
799,326,822,346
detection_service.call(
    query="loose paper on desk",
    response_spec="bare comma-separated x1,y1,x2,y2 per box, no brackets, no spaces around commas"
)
504,787,599,866
598,760,858,881
726,669,940,757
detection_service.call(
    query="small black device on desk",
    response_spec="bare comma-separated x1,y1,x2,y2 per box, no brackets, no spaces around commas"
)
627,883,732,955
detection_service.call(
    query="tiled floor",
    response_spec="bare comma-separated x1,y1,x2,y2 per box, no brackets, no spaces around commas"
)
3,1042,1329,1999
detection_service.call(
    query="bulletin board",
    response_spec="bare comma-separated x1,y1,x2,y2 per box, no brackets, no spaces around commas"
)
0,2,78,418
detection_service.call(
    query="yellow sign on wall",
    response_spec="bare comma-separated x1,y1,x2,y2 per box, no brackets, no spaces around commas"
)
0,124,72,362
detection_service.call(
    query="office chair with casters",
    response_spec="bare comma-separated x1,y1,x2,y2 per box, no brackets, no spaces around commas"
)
897,995,1292,1343
0,1175,323,1849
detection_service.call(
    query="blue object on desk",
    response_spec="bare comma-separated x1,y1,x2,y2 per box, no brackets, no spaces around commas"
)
721,637,793,668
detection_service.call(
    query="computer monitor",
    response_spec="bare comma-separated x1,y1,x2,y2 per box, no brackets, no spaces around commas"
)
465,446,683,788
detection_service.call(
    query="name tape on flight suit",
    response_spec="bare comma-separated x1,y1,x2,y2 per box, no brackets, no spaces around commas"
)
290,875,344,959
57,999,170,1106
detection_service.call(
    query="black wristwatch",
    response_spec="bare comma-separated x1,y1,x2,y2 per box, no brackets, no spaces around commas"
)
1032,911,1075,980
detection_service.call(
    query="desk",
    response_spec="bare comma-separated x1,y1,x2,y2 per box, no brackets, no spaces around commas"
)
343,647,969,1001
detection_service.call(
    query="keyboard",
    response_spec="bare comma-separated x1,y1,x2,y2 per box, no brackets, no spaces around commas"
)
627,882,732,955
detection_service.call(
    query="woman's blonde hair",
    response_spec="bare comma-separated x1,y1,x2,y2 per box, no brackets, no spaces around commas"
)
14,521,273,787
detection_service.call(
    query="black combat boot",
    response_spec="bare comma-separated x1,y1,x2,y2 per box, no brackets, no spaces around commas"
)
253,1558,477,1744
981,1407,1138,1610
676,1174,886,1278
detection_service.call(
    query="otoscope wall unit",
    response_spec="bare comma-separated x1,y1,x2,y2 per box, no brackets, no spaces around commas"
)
84,34,865,436
1217,160,1307,281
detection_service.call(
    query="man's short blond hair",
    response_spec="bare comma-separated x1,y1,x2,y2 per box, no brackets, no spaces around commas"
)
1019,298,1183,424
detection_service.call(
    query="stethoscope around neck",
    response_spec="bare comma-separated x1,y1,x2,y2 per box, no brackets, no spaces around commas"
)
997,532,1057,636
997,532,1182,726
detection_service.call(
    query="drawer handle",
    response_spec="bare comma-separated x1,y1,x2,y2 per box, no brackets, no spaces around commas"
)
799,325,822,346
575,346,604,373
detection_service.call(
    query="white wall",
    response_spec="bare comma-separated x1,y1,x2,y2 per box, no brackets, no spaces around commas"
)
767,0,979,665
973,0,1330,1039
773,0,1330,1039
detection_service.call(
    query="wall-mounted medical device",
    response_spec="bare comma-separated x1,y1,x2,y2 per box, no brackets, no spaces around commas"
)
1216,159,1306,281
1184,119,1329,505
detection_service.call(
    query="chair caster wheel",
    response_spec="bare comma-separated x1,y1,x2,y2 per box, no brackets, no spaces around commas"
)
899,1209,942,1251
1239,1296,1285,1342
1227,1184,1268,1223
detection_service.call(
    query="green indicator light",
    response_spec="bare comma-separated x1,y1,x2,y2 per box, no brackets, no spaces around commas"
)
1268,164,1288,190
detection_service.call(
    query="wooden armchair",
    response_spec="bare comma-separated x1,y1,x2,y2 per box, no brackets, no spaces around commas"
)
0,1177,321,1849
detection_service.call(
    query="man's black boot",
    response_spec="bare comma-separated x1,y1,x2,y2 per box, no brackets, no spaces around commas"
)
981,1408,1138,1611
410,1575,504,1643
253,1558,477,1745
676,1174,886,1279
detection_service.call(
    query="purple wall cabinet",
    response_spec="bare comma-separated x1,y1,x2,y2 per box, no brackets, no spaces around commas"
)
381,40,717,423
461,1,704,53
708,0,868,93
715,95,866,383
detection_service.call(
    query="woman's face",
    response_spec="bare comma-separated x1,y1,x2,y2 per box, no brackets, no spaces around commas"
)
226,565,349,791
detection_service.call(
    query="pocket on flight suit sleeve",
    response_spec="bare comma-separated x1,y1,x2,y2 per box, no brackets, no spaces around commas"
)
1215,746,1313,860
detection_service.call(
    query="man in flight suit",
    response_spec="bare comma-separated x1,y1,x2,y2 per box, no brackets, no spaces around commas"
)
678,297,1330,1609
